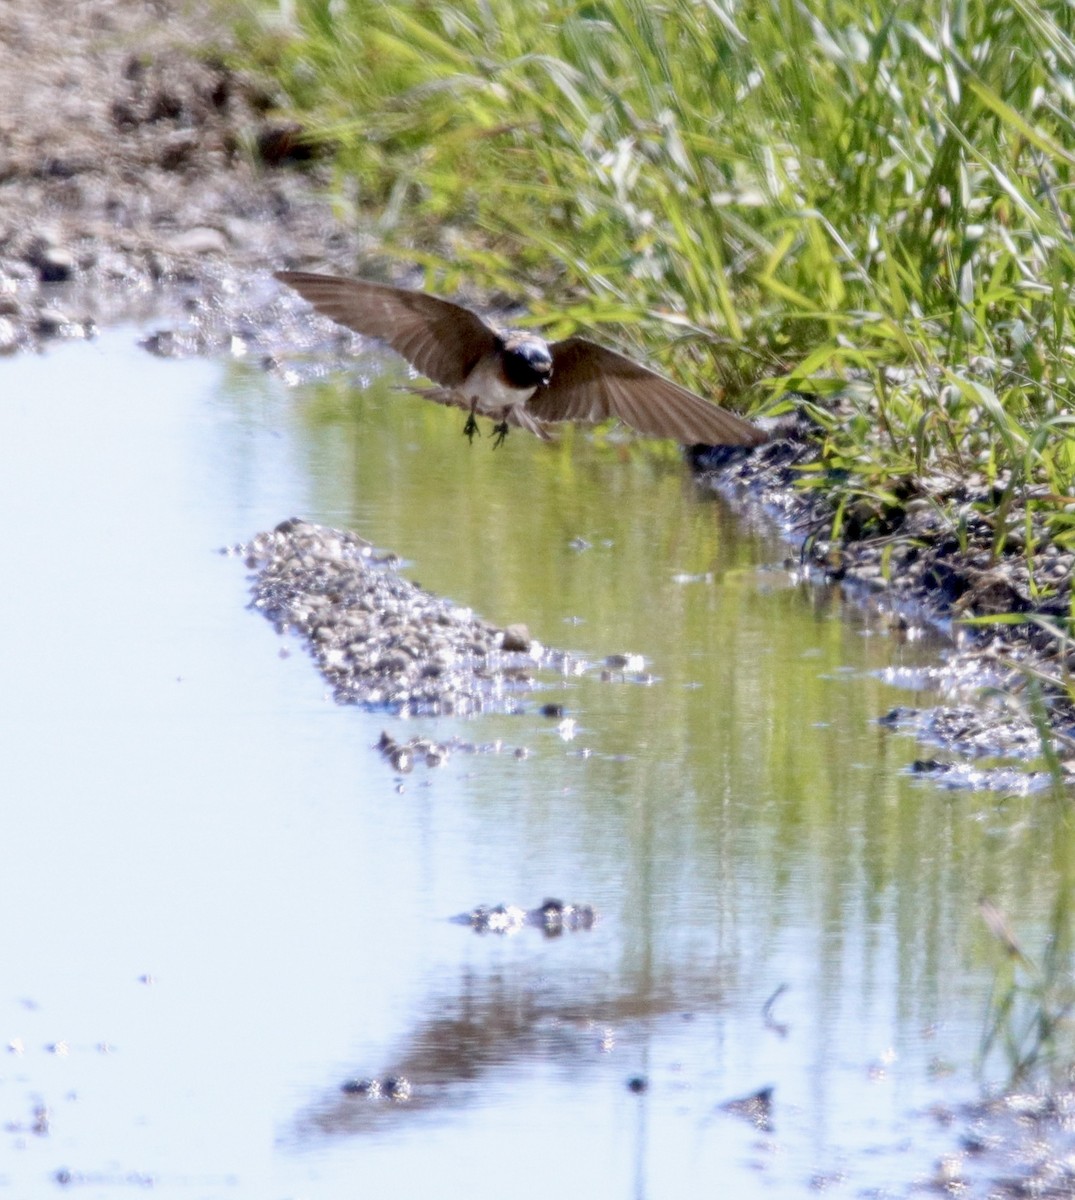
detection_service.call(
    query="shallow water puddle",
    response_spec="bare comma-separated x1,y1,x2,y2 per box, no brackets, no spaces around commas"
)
1,331,1069,1198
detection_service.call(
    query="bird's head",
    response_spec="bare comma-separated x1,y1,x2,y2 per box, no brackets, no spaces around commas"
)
501,333,553,389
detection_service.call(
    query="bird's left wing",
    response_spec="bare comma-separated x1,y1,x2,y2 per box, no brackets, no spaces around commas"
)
530,337,766,447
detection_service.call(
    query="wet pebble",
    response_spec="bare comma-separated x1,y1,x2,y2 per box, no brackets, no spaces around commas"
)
33,307,72,336
501,624,531,652
382,1076,411,1102
0,317,20,354
718,1085,775,1131
605,652,645,673
31,244,76,283
341,1077,378,1096
138,328,204,357
165,226,229,257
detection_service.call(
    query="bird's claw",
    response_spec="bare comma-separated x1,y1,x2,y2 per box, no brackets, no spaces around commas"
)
491,421,509,449
462,413,480,443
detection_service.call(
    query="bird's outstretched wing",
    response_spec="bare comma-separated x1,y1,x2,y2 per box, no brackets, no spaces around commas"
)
275,271,499,388
530,337,766,447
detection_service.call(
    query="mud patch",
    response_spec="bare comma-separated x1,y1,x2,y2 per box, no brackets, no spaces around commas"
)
0,0,362,358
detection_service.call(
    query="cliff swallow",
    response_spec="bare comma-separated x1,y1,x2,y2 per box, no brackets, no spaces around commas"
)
275,271,766,449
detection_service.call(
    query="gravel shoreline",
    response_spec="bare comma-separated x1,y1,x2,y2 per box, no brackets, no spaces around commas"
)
231,517,608,718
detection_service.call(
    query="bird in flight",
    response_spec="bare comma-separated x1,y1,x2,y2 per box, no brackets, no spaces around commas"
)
275,271,766,449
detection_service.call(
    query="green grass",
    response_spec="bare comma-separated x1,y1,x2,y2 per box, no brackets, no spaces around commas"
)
235,0,1075,573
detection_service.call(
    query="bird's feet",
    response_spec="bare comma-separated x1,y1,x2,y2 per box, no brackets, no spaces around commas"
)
491,420,510,449
462,412,480,443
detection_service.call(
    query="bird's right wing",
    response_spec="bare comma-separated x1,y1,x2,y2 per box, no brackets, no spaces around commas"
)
276,272,499,388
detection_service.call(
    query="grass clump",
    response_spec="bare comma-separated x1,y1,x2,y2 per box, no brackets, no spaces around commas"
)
238,0,1075,569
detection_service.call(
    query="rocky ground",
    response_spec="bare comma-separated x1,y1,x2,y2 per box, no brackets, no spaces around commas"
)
230,516,643,719
0,0,366,356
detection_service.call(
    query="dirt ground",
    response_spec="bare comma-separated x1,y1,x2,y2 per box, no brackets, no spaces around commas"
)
0,0,361,354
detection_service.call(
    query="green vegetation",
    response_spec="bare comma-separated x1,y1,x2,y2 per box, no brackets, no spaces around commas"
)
237,0,1075,575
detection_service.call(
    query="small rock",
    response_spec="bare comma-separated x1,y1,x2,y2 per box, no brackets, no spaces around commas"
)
165,226,229,257
34,307,70,336
0,317,19,355
383,1076,412,1101
911,758,946,774
719,1084,774,1130
32,245,76,283
341,1077,379,1096
501,624,531,652
140,329,201,357
256,120,320,166
158,130,200,170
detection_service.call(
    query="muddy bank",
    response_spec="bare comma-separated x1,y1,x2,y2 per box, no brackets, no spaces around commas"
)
693,417,1075,786
0,0,363,357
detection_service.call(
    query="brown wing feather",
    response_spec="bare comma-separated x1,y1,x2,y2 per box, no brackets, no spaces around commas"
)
530,337,766,446
275,271,498,388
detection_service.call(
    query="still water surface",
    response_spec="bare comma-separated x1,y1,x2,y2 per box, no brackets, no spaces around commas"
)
1,330,1067,1198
